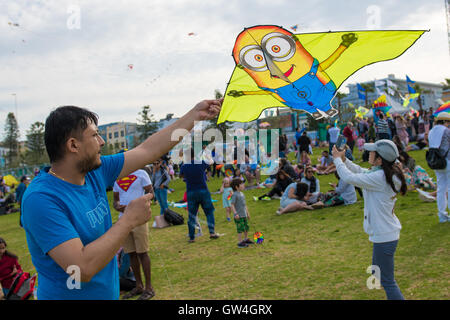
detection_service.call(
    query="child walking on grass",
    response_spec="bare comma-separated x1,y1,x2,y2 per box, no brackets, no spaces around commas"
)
220,177,233,222
230,178,253,248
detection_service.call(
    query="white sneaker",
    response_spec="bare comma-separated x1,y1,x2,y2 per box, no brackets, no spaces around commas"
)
416,188,436,202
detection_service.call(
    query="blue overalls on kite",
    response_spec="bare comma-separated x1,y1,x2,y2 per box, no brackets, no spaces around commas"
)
260,59,336,114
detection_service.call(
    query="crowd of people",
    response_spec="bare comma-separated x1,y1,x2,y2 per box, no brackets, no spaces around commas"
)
0,101,448,301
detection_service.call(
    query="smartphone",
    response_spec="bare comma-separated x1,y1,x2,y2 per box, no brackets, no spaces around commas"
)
336,135,347,151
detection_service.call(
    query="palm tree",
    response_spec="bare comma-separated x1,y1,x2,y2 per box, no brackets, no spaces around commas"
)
360,83,375,108
413,84,432,111
335,92,348,122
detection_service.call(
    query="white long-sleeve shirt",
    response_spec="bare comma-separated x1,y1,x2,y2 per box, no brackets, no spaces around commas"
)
334,157,402,243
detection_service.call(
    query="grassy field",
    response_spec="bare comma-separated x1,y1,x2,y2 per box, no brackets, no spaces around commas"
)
1,147,449,300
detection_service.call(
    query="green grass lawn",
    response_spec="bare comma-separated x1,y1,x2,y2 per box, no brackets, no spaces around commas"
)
1,147,449,300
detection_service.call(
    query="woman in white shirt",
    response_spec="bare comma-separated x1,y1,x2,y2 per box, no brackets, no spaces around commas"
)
332,140,407,300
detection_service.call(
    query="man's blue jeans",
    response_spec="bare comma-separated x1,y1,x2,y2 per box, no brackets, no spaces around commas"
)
372,240,405,300
154,188,168,215
186,189,216,240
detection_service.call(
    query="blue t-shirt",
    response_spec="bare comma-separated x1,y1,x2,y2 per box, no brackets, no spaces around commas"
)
21,154,124,300
179,161,209,191
15,182,27,204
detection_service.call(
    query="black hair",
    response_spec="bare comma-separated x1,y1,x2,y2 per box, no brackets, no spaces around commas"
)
0,237,18,260
375,152,407,195
294,182,309,200
230,177,244,191
45,106,98,163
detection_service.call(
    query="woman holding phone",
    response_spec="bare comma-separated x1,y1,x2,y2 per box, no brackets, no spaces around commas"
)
332,139,407,300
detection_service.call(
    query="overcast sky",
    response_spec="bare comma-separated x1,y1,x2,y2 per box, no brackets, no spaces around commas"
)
0,0,448,139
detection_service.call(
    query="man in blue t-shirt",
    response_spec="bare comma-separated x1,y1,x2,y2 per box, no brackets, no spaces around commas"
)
21,100,222,300
179,150,220,243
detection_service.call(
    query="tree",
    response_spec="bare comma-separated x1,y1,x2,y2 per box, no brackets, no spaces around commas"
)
440,78,450,90
413,84,432,111
360,83,375,108
3,112,20,168
25,121,47,165
335,92,348,123
137,105,159,144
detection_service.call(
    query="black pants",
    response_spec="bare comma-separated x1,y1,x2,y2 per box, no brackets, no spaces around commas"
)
259,184,283,200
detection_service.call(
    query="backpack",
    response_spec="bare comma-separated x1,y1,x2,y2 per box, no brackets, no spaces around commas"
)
426,148,448,170
5,272,37,300
163,208,184,225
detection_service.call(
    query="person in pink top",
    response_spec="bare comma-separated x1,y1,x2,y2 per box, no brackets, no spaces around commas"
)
0,237,23,297
395,115,409,147
343,122,355,152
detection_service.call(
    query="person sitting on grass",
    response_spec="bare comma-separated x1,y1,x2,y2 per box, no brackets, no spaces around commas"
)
276,182,315,215
301,166,322,203
230,178,253,248
294,163,305,180
322,171,357,207
300,151,311,167
243,163,261,188
279,158,299,181
254,170,293,201
405,132,428,151
398,151,436,191
316,151,335,175
232,167,246,184
0,237,23,298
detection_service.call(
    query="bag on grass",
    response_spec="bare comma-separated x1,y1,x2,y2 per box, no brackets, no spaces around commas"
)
164,208,184,225
5,272,36,300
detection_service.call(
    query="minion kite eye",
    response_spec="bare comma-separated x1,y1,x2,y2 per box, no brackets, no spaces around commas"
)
261,32,296,61
239,45,268,72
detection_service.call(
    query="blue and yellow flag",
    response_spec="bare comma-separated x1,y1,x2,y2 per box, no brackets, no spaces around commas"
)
218,26,426,124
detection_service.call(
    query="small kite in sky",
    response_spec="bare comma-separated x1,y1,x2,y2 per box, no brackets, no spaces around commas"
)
290,25,298,31
188,32,196,36
217,25,426,124
127,64,134,70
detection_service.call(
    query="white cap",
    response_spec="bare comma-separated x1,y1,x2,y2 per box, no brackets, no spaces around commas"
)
363,139,399,162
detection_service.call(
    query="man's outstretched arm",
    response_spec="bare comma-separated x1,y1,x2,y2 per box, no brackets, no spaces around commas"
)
118,99,222,179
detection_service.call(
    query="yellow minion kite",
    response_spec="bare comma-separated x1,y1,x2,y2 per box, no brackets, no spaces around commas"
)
218,26,426,123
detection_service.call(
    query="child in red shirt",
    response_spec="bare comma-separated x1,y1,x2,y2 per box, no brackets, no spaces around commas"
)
0,237,23,297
